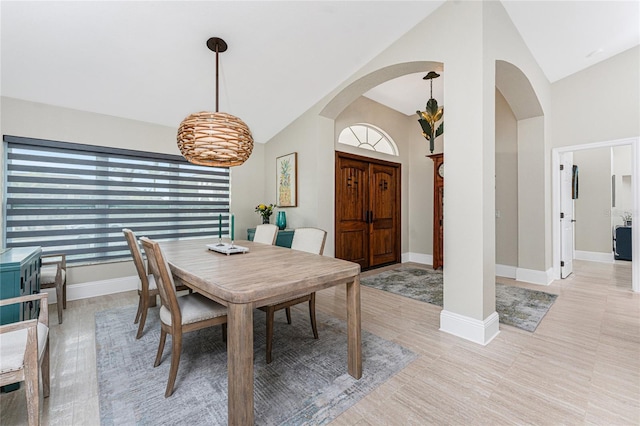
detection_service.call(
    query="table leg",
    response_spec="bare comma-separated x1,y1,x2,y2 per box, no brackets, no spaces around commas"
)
346,275,362,379
228,303,254,425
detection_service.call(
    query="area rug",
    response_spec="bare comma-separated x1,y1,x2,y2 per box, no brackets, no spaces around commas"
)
96,305,416,426
361,267,558,332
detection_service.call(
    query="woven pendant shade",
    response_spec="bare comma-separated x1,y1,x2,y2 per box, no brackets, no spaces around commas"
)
177,111,253,167
177,37,253,167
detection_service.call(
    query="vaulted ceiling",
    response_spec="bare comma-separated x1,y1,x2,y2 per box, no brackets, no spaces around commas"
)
2,1,638,143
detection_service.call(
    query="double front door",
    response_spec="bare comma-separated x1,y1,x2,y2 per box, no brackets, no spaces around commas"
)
335,152,401,270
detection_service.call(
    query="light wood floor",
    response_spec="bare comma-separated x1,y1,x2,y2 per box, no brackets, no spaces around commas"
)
1,260,637,425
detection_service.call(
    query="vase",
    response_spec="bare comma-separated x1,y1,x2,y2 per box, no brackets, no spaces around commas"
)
262,216,271,224
276,211,287,230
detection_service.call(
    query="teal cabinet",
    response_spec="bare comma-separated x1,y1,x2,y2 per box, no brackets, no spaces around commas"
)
246,228,294,248
0,247,42,325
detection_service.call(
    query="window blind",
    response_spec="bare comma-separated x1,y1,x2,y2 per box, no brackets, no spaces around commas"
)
3,135,230,265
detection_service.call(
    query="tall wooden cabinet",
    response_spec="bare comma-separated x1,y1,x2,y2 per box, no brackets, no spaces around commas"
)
429,154,444,269
335,152,401,270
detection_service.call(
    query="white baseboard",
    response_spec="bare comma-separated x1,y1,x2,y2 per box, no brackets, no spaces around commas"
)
402,252,433,265
439,310,499,345
574,250,614,263
496,264,517,279
515,267,554,286
41,275,139,304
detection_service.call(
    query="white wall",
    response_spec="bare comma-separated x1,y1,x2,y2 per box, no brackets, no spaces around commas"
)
495,89,518,267
263,0,551,343
552,46,640,149
573,147,613,254
612,145,633,228
0,96,266,284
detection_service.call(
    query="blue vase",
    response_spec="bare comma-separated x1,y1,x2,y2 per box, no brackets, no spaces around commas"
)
276,211,287,230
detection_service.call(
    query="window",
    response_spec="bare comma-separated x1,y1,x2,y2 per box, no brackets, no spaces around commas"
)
338,123,398,156
3,135,230,265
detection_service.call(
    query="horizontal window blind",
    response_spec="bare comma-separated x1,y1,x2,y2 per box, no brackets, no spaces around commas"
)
3,135,231,265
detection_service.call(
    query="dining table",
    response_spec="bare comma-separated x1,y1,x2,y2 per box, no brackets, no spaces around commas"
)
158,238,362,425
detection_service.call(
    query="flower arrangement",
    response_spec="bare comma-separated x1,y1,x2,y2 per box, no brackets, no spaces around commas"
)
255,203,275,223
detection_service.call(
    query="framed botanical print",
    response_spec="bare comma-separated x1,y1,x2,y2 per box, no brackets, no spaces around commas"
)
276,152,297,207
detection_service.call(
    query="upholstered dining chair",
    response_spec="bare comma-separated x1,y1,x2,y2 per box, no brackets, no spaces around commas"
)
259,227,327,363
139,237,228,397
0,292,50,426
252,223,278,245
40,253,66,324
123,229,191,339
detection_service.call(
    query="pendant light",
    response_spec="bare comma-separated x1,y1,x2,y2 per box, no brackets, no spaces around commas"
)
177,37,253,167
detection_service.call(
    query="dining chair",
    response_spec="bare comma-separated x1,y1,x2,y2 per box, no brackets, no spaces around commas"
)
123,228,191,339
259,227,327,363
139,237,228,397
0,293,50,426
40,253,66,324
252,223,278,245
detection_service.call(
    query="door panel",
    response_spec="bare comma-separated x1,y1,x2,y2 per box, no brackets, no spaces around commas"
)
336,157,370,269
370,164,398,267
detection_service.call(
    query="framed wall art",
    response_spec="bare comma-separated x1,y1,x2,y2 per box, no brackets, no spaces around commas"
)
276,152,297,207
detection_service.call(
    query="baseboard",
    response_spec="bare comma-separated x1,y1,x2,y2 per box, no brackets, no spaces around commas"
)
574,250,614,263
439,310,499,345
41,275,139,304
496,264,517,279
515,267,554,286
401,252,433,265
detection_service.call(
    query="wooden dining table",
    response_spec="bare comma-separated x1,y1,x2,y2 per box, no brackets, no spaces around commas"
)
158,238,362,425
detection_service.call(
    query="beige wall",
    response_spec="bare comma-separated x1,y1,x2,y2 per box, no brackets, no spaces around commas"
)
334,96,430,256
265,0,551,324
0,96,266,284
573,147,613,254
612,145,633,228
551,46,640,149
495,89,518,267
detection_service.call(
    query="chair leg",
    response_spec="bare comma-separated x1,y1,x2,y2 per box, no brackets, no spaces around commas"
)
154,329,167,367
42,339,50,398
55,282,64,325
285,307,292,324
134,291,143,324
165,332,182,398
222,323,227,343
62,282,67,309
309,293,318,339
136,306,149,340
266,306,275,364
24,338,39,426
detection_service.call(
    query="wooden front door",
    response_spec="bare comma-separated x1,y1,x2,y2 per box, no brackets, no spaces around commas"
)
335,152,400,270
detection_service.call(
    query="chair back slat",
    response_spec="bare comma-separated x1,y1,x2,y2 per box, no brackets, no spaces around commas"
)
139,237,182,329
122,229,149,292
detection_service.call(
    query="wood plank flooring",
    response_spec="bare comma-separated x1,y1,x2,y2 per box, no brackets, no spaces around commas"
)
0,260,637,425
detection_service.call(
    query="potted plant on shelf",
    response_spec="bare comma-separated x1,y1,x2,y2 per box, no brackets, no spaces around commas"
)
621,211,632,227
255,203,275,224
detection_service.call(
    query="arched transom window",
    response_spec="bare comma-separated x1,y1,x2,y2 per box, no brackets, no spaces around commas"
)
338,123,399,156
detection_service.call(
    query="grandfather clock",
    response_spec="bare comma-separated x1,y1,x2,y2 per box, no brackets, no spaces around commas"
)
428,153,444,269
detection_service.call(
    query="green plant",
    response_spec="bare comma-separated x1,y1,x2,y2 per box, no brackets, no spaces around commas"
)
255,203,275,220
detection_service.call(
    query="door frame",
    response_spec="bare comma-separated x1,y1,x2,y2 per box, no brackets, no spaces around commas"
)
559,152,574,278
334,151,402,269
552,137,638,292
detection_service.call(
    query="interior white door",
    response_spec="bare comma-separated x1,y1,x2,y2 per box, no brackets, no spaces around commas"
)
560,152,575,278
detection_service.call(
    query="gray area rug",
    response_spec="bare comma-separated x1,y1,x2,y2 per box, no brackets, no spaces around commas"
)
96,305,416,425
361,267,558,332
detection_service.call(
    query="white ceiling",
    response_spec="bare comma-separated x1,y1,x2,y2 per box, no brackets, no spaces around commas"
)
1,1,638,144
